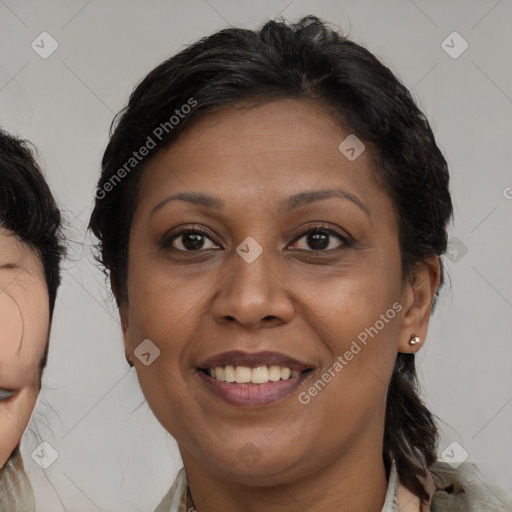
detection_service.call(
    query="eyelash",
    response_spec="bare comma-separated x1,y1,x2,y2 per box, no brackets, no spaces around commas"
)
160,223,352,254
292,225,352,252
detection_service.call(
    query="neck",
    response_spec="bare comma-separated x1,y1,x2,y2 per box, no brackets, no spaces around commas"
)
181,441,389,512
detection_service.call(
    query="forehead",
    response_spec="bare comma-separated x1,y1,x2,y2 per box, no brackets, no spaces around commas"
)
0,226,48,316
0,228,42,272
151,98,362,170
0,227,49,386
137,99,391,216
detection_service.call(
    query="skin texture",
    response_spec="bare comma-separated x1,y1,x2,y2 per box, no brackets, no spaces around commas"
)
0,228,49,468
121,98,440,512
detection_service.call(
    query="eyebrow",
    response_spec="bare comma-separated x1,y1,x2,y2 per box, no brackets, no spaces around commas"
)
150,188,370,217
0,263,17,269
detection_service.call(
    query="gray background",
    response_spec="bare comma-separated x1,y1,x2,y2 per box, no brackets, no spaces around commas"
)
1,0,511,510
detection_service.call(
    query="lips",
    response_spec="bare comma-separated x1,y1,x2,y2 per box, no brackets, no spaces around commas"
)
196,350,314,407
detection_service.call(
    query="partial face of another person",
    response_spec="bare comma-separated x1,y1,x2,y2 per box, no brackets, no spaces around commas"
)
0,228,49,467
121,99,437,485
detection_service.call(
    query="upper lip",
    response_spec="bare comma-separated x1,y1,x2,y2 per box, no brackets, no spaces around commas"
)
198,351,313,372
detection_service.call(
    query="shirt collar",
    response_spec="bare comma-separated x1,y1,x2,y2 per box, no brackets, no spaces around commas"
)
382,460,400,511
155,460,415,512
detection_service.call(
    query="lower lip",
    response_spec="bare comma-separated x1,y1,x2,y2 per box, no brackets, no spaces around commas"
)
197,369,313,407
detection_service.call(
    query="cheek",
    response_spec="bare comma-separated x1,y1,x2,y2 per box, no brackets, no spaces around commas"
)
0,291,24,359
297,266,401,412
127,288,197,405
20,286,50,359
0,285,49,388
298,262,402,344
126,261,210,347
125,265,209,431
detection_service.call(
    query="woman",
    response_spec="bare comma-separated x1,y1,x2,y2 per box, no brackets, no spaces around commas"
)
89,16,511,512
0,129,64,511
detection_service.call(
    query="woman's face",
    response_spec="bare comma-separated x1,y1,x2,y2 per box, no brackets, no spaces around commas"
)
122,98,438,484
0,228,49,467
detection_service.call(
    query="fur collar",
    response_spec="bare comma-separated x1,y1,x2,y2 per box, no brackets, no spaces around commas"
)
429,461,512,511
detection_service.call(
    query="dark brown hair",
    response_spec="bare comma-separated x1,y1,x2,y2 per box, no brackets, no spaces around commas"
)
0,128,65,371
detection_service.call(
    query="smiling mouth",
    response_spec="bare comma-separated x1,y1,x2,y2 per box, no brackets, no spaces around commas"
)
196,350,315,406
199,365,313,384
197,366,314,407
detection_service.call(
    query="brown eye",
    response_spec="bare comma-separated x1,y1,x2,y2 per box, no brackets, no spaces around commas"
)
290,225,351,252
161,228,221,252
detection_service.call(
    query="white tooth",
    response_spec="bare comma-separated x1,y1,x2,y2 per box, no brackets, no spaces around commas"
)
210,368,216,378
215,367,225,381
235,366,252,383
268,365,281,381
280,367,291,380
224,365,235,383
291,370,300,378
251,366,270,384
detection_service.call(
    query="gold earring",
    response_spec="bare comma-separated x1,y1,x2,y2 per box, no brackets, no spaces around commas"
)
408,333,421,346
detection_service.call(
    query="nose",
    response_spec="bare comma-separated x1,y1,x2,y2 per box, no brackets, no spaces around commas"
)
211,246,295,330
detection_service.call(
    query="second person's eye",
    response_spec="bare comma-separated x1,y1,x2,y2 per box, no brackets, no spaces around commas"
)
0,388,17,402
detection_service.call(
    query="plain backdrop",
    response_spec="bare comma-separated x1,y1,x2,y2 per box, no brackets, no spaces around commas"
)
1,1,511,510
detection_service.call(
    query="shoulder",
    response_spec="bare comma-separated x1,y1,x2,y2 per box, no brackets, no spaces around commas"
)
429,461,512,512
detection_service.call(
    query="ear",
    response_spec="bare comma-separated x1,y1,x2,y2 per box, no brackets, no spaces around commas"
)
398,255,441,354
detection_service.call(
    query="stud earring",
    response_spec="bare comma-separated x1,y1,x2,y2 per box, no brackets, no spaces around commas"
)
126,354,134,367
408,333,421,346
